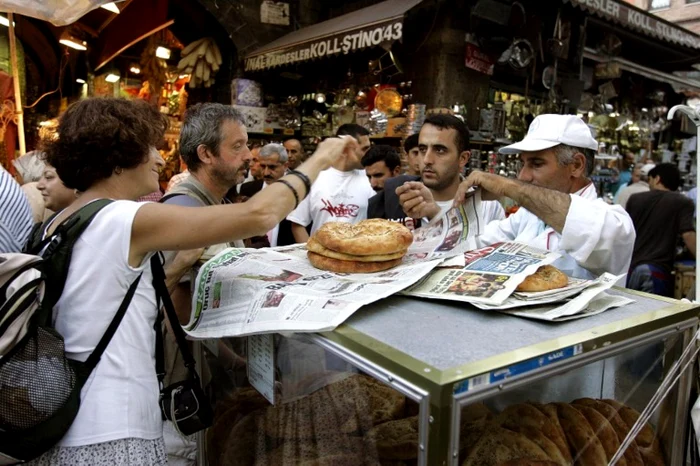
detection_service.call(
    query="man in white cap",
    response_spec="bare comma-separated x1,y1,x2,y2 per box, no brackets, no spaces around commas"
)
400,114,635,279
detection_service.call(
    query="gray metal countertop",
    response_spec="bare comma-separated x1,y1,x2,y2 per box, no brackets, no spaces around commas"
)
340,290,697,372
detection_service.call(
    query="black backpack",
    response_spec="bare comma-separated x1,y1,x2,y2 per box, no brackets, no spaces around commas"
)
0,200,143,464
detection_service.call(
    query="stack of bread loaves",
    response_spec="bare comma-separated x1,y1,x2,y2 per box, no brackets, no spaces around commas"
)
307,219,413,273
461,399,664,466
208,370,665,466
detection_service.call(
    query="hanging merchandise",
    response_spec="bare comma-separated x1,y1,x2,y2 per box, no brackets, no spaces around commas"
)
177,38,222,89
374,88,402,117
405,104,426,136
498,38,534,70
234,105,266,133
369,109,388,136
140,37,167,104
231,79,263,107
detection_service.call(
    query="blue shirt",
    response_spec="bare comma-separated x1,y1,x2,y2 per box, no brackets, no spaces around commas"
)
0,165,33,253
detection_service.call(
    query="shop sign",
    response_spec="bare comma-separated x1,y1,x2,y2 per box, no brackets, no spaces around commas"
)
465,43,494,76
261,1,290,26
245,17,403,71
569,0,700,49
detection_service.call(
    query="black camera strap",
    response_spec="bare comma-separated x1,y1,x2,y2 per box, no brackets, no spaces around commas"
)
151,253,199,386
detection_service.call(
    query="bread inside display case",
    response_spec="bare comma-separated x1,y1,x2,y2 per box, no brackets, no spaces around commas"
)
454,337,679,466
205,337,422,466
202,318,690,466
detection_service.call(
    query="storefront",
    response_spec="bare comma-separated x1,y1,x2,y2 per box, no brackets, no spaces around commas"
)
234,0,700,187
0,0,236,190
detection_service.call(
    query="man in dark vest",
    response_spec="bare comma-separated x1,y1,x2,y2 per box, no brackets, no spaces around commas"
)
238,143,297,247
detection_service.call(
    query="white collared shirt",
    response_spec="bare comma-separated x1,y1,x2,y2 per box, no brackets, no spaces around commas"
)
477,182,635,280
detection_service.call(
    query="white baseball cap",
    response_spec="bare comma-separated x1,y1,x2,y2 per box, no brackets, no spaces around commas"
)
499,114,599,154
640,163,656,176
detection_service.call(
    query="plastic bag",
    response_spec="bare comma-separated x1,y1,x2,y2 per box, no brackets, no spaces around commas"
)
0,0,111,26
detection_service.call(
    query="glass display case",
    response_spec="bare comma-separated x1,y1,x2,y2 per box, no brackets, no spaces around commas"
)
201,288,699,465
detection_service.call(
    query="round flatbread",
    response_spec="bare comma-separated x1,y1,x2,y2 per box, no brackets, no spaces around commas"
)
506,425,569,466
365,416,418,460
497,461,561,466
495,403,570,463
554,403,607,466
462,426,550,466
314,219,413,256
516,265,568,292
307,237,406,262
308,251,403,273
601,399,664,466
571,398,644,466
572,405,622,465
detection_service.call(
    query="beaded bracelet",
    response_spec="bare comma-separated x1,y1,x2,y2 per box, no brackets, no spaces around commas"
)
276,179,300,208
288,169,312,196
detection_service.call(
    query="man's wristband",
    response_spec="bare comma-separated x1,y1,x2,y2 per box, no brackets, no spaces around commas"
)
288,169,312,196
275,179,300,208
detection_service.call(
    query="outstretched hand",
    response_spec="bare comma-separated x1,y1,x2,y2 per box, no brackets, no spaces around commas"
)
454,171,511,205
396,181,441,220
312,136,358,169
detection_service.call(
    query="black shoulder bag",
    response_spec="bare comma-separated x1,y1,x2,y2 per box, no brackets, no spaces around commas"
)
151,254,213,436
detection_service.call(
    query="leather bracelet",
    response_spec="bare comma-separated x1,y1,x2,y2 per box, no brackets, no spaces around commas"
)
275,179,299,208
288,169,312,196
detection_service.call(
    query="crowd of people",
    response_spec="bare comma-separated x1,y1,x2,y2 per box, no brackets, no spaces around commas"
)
0,97,696,465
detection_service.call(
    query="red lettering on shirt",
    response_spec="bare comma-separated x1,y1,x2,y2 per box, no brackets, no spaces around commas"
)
320,199,360,218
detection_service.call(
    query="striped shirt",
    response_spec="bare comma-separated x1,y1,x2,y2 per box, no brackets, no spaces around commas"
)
0,165,33,253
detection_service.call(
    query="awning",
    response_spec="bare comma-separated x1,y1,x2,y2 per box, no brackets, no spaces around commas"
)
567,0,700,50
0,0,112,26
584,47,700,93
244,0,423,72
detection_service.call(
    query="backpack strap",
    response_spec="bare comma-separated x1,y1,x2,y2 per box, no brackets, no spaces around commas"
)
160,181,210,206
83,272,142,373
35,200,114,317
151,254,198,385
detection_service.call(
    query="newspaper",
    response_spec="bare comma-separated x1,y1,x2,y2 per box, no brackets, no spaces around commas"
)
402,240,632,320
471,273,624,310
403,192,481,263
186,248,443,338
498,292,634,322
402,242,562,305
185,195,487,338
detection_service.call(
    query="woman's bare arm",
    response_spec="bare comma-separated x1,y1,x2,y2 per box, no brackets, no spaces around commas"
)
129,138,354,265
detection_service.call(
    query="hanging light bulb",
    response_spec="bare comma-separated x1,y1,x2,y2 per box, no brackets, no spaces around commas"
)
315,93,326,104
155,46,171,59
59,31,87,50
100,2,120,13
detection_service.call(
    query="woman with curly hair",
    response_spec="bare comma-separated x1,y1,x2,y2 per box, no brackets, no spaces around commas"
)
29,97,356,466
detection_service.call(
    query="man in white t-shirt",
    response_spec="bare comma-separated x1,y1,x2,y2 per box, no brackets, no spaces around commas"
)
288,124,374,242
369,114,504,229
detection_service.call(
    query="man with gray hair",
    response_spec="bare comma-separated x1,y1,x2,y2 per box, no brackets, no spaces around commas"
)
162,102,252,254
238,143,296,247
400,114,635,279
239,143,288,197
160,102,253,464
